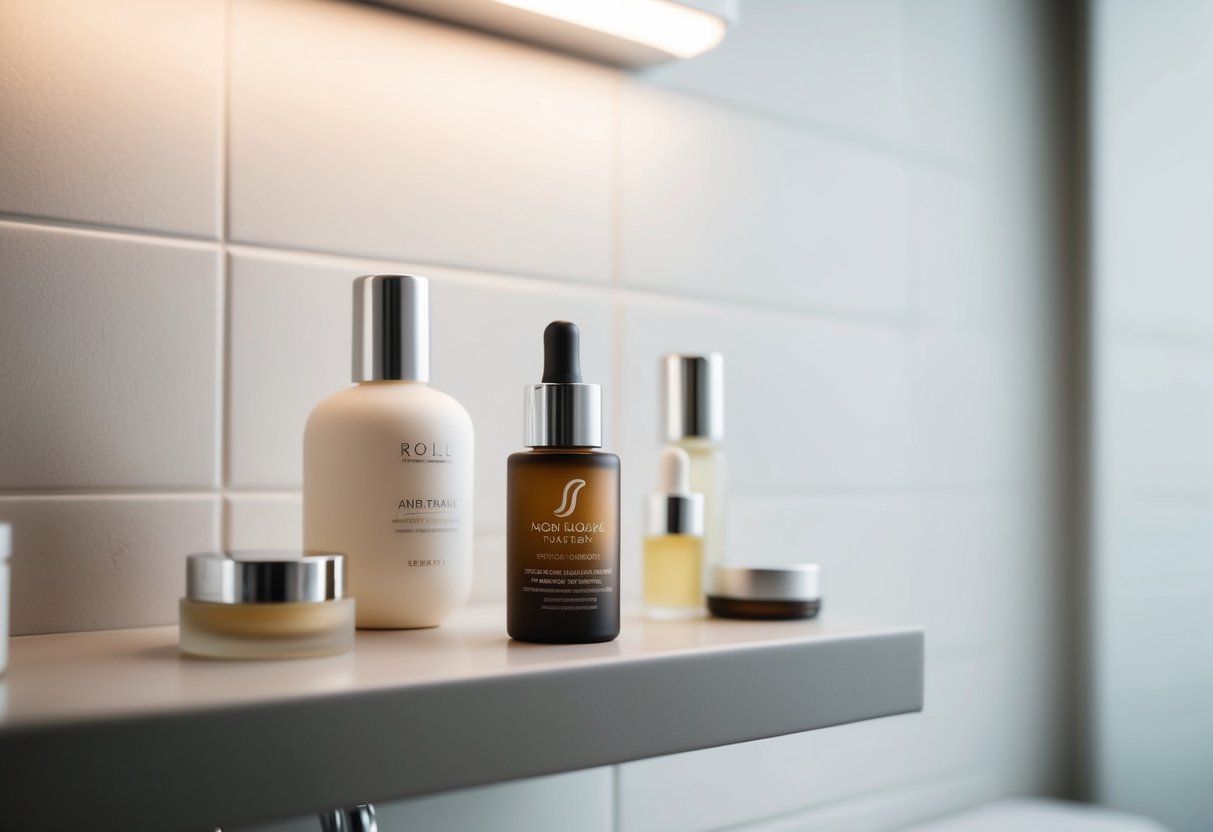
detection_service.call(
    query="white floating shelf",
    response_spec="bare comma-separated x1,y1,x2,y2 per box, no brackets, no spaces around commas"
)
0,606,923,831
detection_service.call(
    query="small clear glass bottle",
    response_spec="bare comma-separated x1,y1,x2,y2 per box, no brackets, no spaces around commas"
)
663,354,726,583
644,446,705,620
179,551,354,659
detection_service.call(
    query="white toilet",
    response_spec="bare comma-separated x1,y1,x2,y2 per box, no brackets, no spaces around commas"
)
898,798,1168,832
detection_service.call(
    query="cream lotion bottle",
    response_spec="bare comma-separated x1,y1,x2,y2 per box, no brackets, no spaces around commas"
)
304,274,474,629
663,354,726,581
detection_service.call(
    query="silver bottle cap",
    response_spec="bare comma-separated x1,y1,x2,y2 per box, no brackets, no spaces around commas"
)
524,321,602,448
709,564,820,602
647,446,704,535
352,274,430,383
186,551,346,604
663,353,724,442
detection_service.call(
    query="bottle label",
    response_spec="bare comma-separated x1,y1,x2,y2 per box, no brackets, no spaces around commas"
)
509,463,620,628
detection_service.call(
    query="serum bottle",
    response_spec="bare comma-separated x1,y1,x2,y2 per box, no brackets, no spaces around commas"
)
663,354,726,580
644,446,705,619
508,321,620,643
304,274,474,629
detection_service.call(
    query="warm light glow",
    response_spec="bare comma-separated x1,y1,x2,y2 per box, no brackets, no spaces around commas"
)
494,0,727,59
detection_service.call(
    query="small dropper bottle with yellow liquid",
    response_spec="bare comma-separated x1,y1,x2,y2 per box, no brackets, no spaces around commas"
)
644,446,706,620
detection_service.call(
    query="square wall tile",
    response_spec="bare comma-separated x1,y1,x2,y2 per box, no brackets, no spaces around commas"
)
908,330,1045,489
619,83,910,317
0,0,222,236
234,769,613,832
374,768,613,832
228,250,611,535
1096,0,1213,337
1100,340,1213,499
904,0,1042,168
907,493,1045,653
909,170,1041,333
0,495,219,635
737,774,999,832
1098,500,1213,703
641,0,905,142
229,0,614,282
0,222,221,489
1095,501,1213,831
225,494,303,551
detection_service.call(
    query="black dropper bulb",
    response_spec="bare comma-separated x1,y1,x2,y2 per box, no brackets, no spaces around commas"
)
542,320,582,383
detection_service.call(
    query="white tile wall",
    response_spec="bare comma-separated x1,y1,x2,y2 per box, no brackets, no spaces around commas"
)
0,495,219,635
1,0,1063,830
0,222,221,489
232,768,614,832
1093,2,1213,830
0,0,223,237
640,1,906,144
619,82,911,317
229,0,614,282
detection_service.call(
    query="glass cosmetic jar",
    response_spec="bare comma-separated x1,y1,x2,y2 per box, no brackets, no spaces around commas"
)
706,564,821,621
179,551,354,659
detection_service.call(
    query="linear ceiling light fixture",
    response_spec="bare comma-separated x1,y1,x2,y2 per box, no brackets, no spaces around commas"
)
375,0,737,67
492,0,728,60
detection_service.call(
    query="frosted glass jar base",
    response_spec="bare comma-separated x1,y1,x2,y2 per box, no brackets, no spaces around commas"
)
179,598,355,660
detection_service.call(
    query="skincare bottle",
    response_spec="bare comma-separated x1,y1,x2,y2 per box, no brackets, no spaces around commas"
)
663,354,726,578
643,446,705,619
507,321,620,643
304,274,474,629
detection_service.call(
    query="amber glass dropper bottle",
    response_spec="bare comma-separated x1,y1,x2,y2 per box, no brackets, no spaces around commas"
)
507,321,621,643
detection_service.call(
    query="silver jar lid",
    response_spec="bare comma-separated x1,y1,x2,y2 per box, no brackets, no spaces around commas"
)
186,551,346,604
709,564,820,602
663,353,724,442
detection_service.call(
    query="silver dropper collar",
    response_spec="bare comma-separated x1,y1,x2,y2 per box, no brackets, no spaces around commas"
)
353,274,430,382
663,353,724,442
524,321,602,448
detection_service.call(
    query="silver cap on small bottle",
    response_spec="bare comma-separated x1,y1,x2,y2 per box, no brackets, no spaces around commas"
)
186,551,346,604
663,353,724,442
352,274,430,383
524,321,602,448
647,446,704,535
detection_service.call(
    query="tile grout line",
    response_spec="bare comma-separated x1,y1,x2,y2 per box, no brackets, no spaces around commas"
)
219,0,236,547
612,764,623,832
632,78,977,179
0,211,926,332
609,71,626,456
